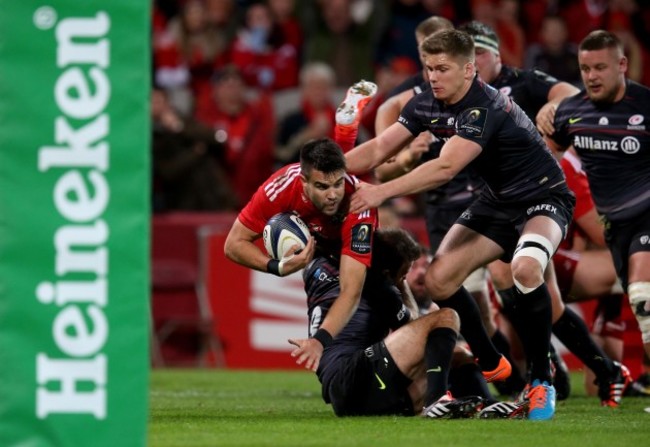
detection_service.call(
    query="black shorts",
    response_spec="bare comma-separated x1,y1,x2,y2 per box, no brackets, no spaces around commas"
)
424,202,472,253
327,341,414,416
458,186,575,262
604,207,650,292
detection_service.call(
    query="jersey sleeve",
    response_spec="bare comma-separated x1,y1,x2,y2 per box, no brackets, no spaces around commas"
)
397,93,429,136
454,105,496,148
550,99,574,148
340,209,378,267
526,69,556,101
238,166,298,233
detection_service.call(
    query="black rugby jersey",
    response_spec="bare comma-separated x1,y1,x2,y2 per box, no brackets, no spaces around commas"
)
552,80,650,221
399,76,566,202
303,257,409,399
407,80,483,206
490,65,556,122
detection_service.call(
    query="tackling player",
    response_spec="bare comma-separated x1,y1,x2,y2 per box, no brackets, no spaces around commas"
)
345,29,576,420
292,227,489,418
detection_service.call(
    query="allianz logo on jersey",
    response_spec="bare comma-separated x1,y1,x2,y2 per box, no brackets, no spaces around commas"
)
573,135,641,154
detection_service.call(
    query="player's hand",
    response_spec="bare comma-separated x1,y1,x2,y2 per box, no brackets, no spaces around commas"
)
288,337,323,371
350,183,384,214
409,131,433,158
280,236,316,276
536,102,557,136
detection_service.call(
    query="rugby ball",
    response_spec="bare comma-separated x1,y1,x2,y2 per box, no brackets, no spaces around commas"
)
263,212,310,260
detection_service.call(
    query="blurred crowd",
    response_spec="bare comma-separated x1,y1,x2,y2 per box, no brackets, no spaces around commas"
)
151,0,650,213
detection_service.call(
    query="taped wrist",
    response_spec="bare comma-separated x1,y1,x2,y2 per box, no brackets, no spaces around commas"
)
267,259,283,276
312,328,333,348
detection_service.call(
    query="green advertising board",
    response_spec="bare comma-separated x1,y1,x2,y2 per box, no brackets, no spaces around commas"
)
0,1,150,445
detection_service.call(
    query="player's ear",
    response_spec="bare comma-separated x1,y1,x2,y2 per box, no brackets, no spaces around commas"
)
465,61,476,79
619,55,628,74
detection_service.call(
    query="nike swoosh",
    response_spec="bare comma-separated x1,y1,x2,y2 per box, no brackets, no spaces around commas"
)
431,118,439,123
568,117,582,124
374,373,386,390
426,366,442,373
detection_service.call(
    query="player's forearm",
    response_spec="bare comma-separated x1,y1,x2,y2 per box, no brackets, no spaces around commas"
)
224,239,270,273
319,291,360,337
377,159,454,199
345,138,382,174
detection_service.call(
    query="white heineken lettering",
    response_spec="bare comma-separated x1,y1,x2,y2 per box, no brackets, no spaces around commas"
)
36,11,111,419
55,68,110,119
36,354,107,419
56,12,110,68
54,220,108,276
53,306,108,357
36,277,107,307
54,170,109,221
38,113,109,172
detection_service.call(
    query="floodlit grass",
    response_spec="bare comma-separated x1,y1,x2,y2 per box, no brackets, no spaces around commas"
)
149,369,650,447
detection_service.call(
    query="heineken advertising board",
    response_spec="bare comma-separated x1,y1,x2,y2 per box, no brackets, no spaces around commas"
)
0,1,150,445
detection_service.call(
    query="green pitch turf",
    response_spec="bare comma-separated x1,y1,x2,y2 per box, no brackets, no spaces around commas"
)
149,369,649,447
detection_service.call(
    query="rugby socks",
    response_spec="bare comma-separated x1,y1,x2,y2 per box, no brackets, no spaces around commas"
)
491,330,527,392
449,362,496,405
439,287,502,371
424,327,457,406
593,294,625,341
514,284,553,384
553,307,615,379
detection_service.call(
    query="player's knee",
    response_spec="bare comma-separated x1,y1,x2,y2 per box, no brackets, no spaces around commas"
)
628,281,650,343
425,270,455,299
430,307,460,331
511,234,554,294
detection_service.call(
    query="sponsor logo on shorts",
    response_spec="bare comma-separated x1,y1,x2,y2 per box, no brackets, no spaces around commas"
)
374,373,387,390
526,204,557,215
364,346,374,358
641,235,650,245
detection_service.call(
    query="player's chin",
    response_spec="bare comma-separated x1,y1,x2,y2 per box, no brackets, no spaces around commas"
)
321,204,340,215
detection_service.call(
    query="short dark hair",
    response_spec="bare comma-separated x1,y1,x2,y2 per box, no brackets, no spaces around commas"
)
458,20,500,54
579,30,624,53
372,228,421,277
416,16,454,38
300,138,346,178
421,29,475,63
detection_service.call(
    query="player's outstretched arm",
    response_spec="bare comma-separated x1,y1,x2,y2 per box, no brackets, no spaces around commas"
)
289,255,366,371
536,82,579,136
345,122,413,175
350,135,481,214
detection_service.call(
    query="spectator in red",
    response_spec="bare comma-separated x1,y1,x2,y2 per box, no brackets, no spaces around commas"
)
231,1,299,90
151,88,237,212
268,0,303,55
154,0,235,114
194,65,276,207
494,0,526,68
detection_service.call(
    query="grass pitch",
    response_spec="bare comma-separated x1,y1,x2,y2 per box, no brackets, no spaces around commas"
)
149,369,650,447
